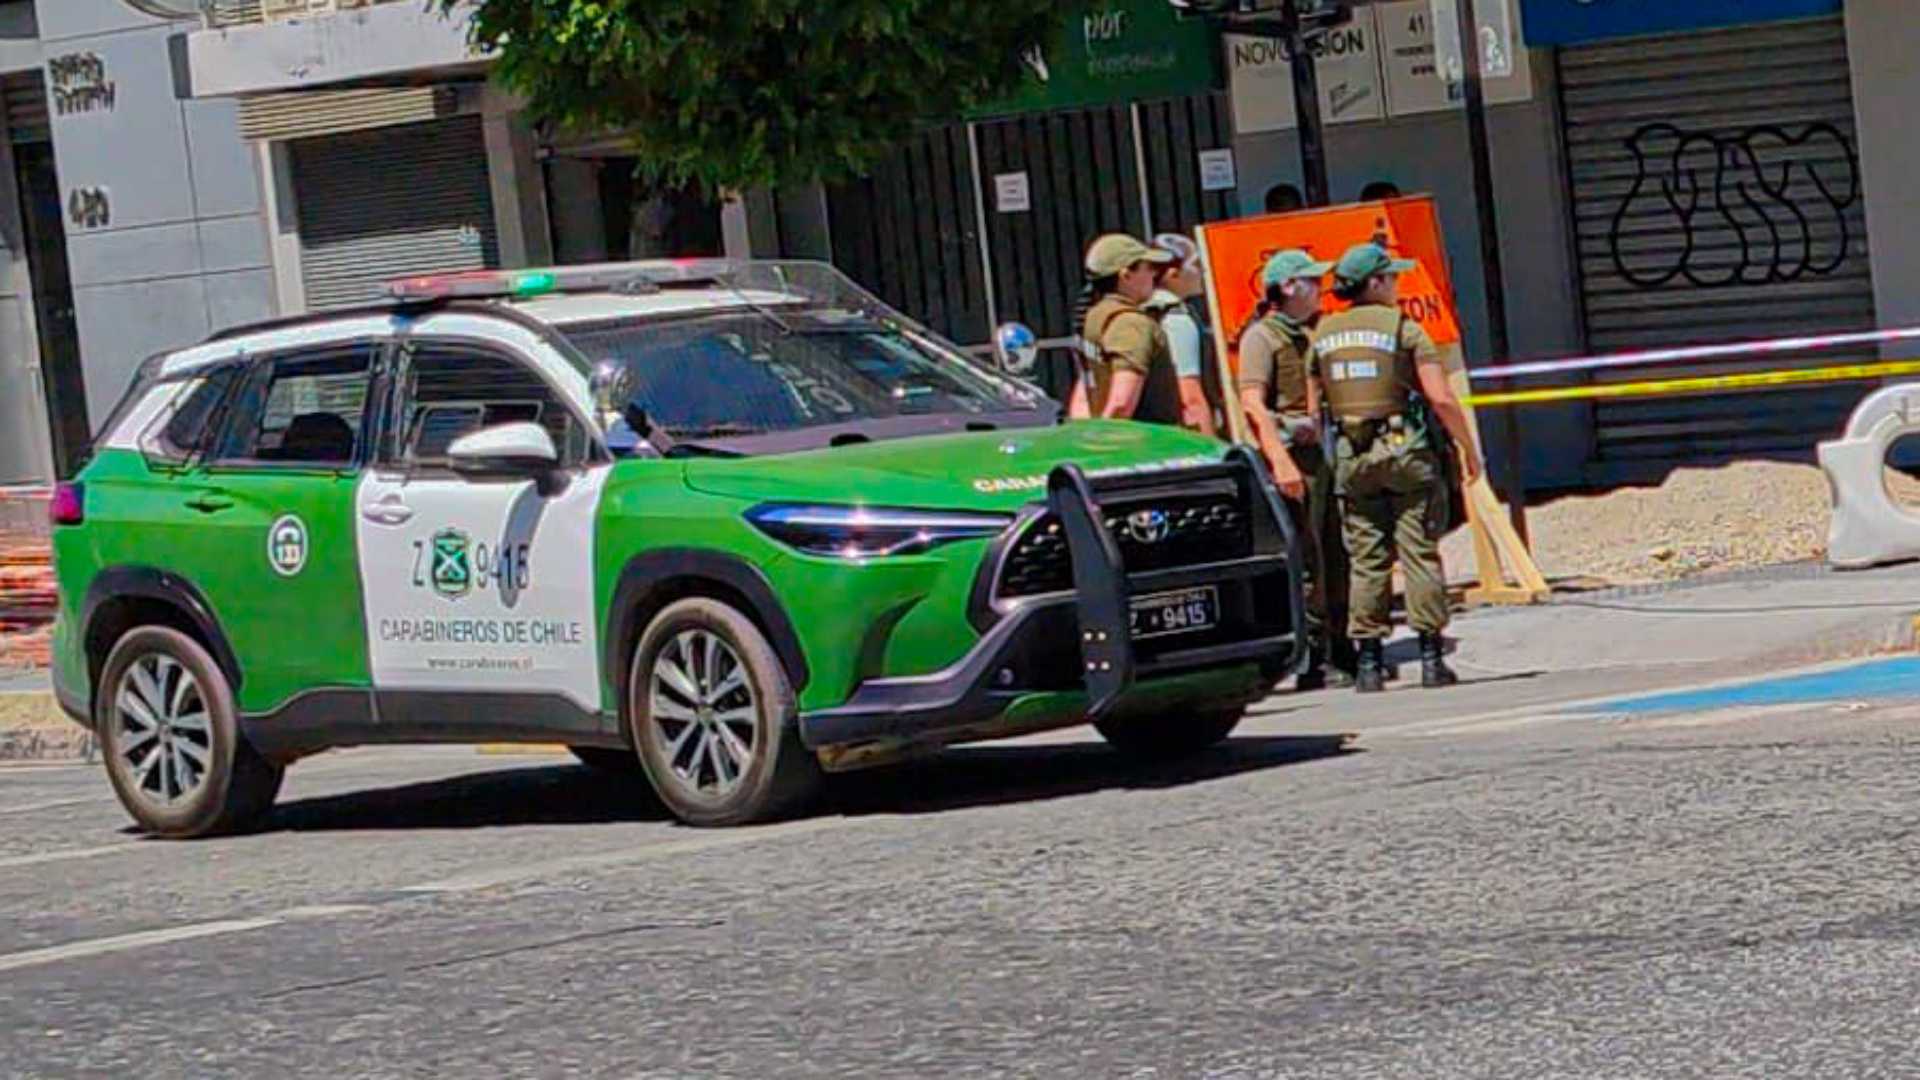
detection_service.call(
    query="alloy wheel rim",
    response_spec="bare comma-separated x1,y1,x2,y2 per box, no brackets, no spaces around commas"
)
647,629,758,800
115,654,213,807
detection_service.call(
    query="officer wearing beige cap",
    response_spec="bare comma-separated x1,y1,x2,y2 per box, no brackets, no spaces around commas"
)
1078,234,1181,426
1306,242,1483,693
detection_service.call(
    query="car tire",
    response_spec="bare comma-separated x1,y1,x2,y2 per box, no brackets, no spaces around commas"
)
568,745,642,774
1095,706,1245,759
96,626,284,839
627,598,822,827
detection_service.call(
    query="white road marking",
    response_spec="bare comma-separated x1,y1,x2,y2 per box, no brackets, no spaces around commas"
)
0,843,144,871
277,904,377,920
0,918,281,975
0,797,102,817
400,816,862,895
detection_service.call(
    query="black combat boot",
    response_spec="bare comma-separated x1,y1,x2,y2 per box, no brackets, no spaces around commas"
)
1327,636,1358,689
1296,646,1329,692
1420,632,1458,689
1355,639,1386,694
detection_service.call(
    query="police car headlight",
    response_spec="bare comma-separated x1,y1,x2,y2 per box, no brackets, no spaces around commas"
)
745,504,1012,559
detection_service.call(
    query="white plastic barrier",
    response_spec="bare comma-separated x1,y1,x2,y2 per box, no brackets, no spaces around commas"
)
1820,384,1920,569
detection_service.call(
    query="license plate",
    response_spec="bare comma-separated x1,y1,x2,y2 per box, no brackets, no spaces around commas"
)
1129,586,1220,640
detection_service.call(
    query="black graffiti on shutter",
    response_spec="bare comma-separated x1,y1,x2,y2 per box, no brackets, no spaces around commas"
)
1607,122,1860,289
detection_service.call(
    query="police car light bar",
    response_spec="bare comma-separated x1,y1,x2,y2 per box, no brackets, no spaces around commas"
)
382,259,748,302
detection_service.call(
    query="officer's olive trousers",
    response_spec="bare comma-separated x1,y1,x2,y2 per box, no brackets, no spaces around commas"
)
1287,441,1349,650
1334,439,1450,640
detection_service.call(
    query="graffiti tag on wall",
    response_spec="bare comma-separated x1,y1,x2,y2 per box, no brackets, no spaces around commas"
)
47,52,116,116
67,187,110,230
1608,122,1860,289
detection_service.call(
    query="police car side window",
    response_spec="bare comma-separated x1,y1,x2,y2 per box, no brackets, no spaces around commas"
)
210,346,376,468
399,345,586,470
137,366,243,465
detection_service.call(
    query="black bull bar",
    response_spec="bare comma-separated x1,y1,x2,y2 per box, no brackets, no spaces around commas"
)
1048,444,1308,720
798,444,1307,748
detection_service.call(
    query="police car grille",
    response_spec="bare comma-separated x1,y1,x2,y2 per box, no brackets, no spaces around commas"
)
996,494,1253,599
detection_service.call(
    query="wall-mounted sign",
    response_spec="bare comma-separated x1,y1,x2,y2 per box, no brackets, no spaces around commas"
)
1432,0,1514,82
47,52,115,116
1379,0,1533,116
1228,5,1385,135
1198,149,1238,192
994,172,1032,214
976,0,1222,118
67,186,110,229
1516,0,1841,46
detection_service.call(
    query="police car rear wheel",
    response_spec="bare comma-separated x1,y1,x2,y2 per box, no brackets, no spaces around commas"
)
629,599,822,827
97,626,283,839
1095,706,1244,759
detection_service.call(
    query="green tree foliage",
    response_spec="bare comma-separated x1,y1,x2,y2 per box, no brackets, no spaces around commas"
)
445,1,1065,192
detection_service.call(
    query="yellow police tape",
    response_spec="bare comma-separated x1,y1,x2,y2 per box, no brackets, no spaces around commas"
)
1466,358,1920,407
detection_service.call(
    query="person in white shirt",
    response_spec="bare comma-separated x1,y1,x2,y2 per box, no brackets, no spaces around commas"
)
1145,233,1218,438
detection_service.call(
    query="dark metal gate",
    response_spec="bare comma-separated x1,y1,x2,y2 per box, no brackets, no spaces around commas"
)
827,93,1238,402
824,124,991,347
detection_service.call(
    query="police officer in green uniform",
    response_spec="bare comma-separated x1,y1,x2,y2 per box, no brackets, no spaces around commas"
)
1237,249,1356,690
1079,234,1181,425
1306,243,1484,693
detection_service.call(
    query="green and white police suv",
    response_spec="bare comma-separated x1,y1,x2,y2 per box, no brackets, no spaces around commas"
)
49,261,1304,835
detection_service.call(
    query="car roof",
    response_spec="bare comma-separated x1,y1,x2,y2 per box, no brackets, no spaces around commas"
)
503,288,803,326
164,286,811,380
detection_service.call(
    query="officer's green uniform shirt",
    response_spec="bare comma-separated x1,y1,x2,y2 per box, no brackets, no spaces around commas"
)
1083,294,1182,426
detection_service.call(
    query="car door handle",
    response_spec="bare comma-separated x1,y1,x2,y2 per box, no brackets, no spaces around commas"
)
362,499,414,526
184,492,233,514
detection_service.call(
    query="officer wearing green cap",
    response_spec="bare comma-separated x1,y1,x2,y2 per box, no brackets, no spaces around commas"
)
1237,249,1356,690
1306,242,1484,692
1079,234,1180,425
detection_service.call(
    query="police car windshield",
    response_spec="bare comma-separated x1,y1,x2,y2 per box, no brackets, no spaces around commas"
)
562,308,1042,440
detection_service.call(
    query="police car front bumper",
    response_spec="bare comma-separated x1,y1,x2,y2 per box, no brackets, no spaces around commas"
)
797,448,1307,750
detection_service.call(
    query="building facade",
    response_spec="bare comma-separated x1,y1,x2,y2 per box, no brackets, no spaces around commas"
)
0,0,276,484
2,0,1916,493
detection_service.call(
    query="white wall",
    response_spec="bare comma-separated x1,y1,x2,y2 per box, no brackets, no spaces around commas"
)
1845,0,1920,352
38,0,276,428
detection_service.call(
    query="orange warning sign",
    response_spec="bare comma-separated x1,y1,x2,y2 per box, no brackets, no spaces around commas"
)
1196,195,1463,370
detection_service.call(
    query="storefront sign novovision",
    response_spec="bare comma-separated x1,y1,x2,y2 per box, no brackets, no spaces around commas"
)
1517,0,1843,46
974,0,1221,117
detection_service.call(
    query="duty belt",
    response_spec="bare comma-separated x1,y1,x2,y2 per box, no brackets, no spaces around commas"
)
1337,413,1410,453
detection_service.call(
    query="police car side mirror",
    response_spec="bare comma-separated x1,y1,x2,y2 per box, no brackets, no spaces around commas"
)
993,322,1039,378
448,422,560,491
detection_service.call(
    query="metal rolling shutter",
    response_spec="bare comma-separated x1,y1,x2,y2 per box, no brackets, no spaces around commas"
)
1559,17,1874,464
239,87,460,142
290,116,498,311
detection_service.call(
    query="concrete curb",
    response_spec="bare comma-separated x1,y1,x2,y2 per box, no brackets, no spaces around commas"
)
0,723,95,765
0,691,94,765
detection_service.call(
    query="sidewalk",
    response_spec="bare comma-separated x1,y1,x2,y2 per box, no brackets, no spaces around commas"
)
1262,560,1920,739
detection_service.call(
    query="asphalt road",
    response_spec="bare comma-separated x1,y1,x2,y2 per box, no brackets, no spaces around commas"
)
4,670,1920,1078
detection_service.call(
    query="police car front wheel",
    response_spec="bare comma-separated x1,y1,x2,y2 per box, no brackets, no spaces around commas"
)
628,598,822,827
96,626,284,839
1095,706,1245,759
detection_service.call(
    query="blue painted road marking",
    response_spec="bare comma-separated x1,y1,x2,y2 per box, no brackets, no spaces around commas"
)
1587,657,1920,715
